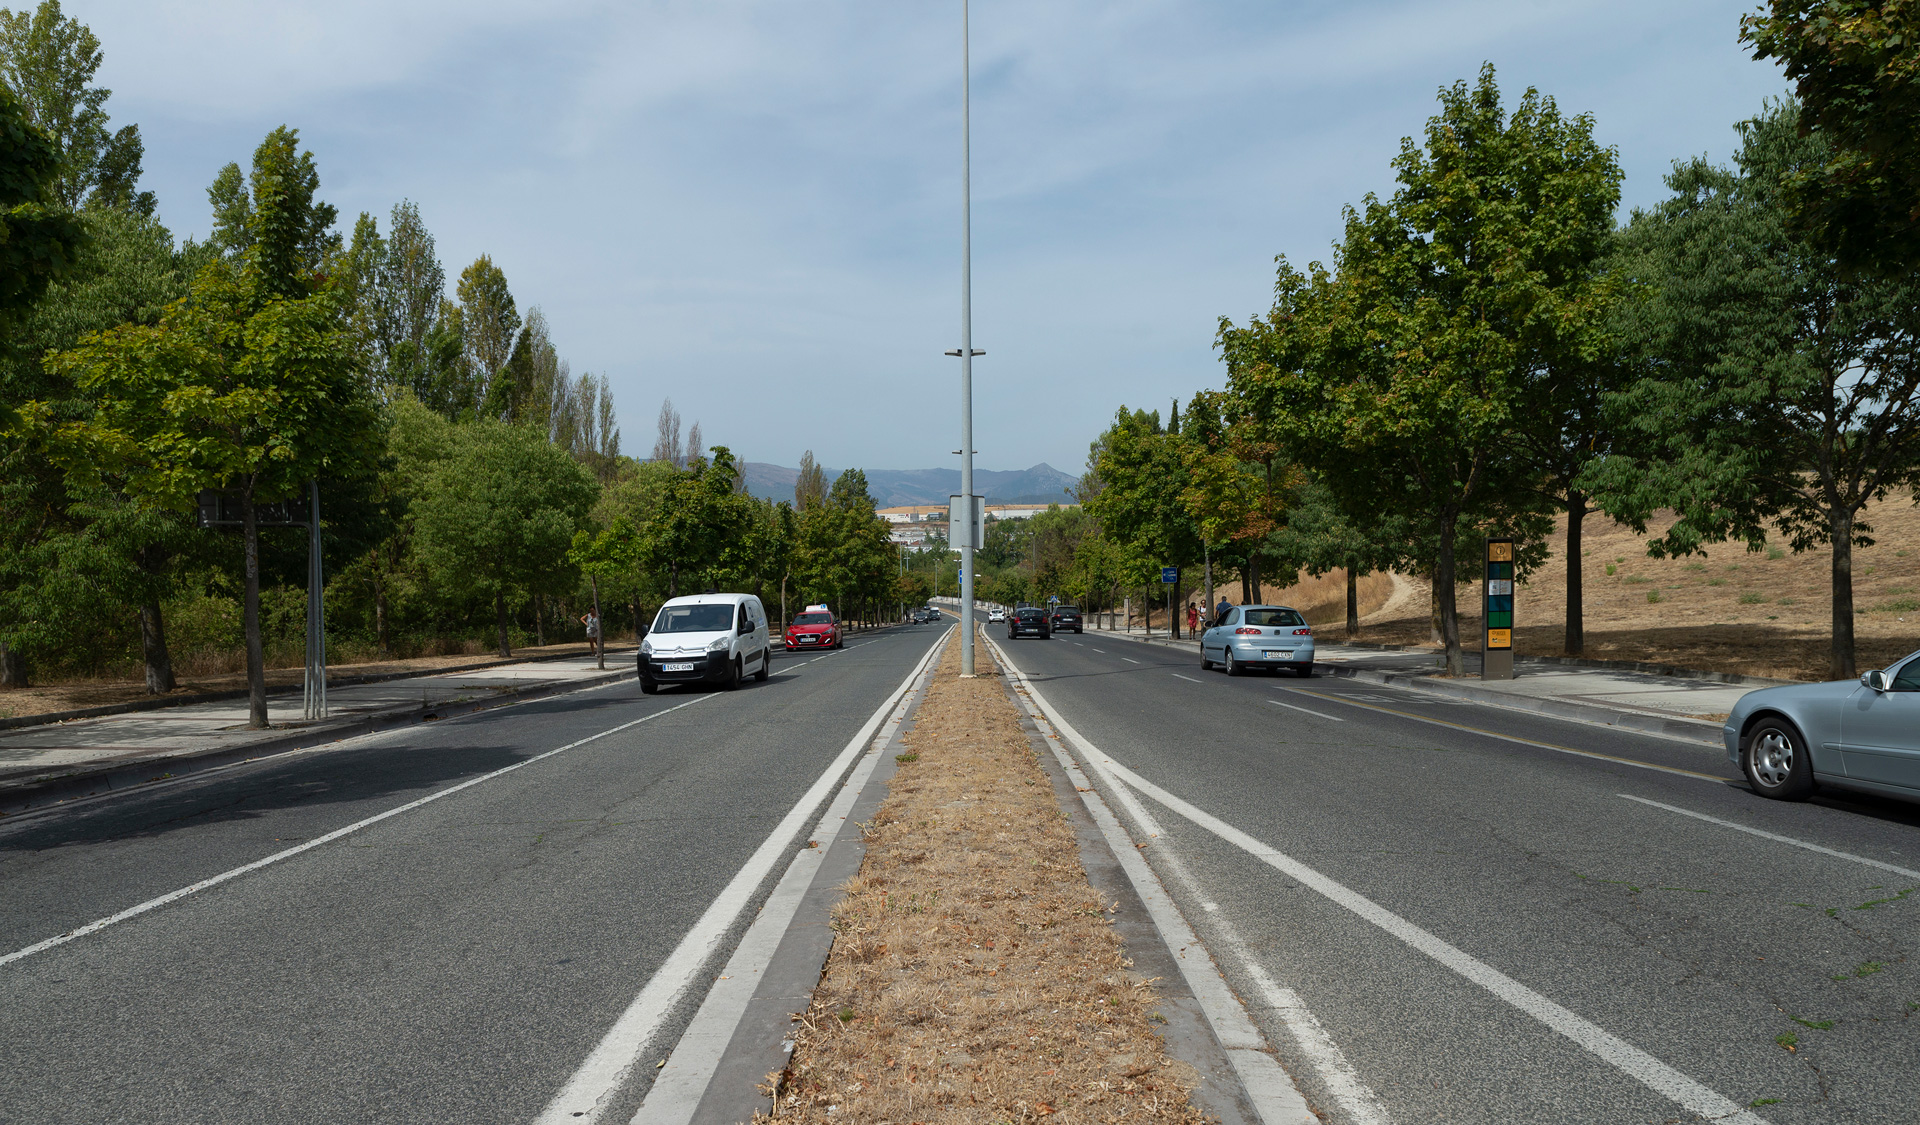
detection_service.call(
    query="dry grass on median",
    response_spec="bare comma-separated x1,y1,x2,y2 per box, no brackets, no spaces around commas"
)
761,636,1211,1125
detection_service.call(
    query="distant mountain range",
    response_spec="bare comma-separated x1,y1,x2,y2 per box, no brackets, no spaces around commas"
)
741,462,1080,507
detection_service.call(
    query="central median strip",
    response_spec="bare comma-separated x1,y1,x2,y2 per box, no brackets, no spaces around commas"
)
758,633,1217,1124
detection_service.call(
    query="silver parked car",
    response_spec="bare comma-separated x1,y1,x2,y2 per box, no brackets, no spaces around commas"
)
1725,647,1920,802
1200,605,1316,677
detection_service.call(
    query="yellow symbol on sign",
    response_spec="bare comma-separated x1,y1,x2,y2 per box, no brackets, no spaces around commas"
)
1487,629,1512,649
1487,542,1513,562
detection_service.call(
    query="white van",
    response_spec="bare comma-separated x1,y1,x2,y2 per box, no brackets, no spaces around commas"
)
637,593,772,694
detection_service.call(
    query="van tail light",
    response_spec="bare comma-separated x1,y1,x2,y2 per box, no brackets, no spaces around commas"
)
1293,628,1313,636
1235,627,1261,635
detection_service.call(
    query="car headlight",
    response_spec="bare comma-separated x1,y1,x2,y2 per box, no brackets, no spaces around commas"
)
640,639,654,655
707,637,731,652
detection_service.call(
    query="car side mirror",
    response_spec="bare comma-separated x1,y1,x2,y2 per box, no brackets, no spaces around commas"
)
1863,670,1890,693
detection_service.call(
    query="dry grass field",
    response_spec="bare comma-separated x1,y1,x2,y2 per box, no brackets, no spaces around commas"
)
765,639,1208,1125
1357,491,1920,681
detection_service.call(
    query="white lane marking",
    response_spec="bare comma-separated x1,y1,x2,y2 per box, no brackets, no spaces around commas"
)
1286,688,1724,782
1171,674,1204,684
536,632,949,1125
0,692,718,970
982,634,1317,1125
631,638,948,1125
1005,660,1767,1125
1089,648,1106,654
1121,657,1141,664
1619,795,1920,880
1267,699,1344,722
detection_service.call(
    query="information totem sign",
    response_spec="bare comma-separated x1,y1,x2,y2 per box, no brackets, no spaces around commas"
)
1483,537,1514,680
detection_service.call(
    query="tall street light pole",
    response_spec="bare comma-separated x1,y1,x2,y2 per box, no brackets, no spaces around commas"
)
945,0,983,677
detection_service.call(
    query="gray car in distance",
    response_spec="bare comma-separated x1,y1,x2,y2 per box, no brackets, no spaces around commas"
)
1200,604,1316,677
1725,646,1920,803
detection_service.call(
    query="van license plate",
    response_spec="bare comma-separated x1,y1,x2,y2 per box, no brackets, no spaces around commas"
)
664,663,695,672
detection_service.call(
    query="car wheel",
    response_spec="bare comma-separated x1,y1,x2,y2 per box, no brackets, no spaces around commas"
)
1294,662,1313,678
720,657,741,691
1744,717,1814,800
1224,649,1242,677
1199,648,1212,671
640,680,659,695
755,650,770,681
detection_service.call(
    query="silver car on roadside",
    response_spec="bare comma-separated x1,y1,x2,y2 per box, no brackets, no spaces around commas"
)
1199,604,1316,677
1725,647,1920,803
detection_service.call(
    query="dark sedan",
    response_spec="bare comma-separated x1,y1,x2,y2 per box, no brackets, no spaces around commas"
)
1049,605,1083,634
1007,606,1051,639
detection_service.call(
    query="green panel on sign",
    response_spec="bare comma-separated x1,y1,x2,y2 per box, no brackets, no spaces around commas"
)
1488,610,1512,628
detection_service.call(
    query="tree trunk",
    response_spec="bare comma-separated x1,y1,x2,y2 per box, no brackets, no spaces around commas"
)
1345,567,1360,639
0,642,26,688
1429,571,1443,646
374,543,391,656
496,588,512,658
241,489,268,728
1565,491,1587,656
1203,548,1214,626
1248,554,1262,604
1830,506,1857,679
140,603,175,694
534,592,546,647
1240,566,1252,605
590,575,604,669
1437,515,1463,675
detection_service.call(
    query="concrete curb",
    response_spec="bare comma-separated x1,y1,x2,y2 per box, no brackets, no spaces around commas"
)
1082,624,1729,747
0,644,640,731
0,665,637,818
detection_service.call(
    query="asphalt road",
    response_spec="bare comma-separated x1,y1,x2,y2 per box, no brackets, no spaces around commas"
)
989,619,1920,1125
0,619,949,1125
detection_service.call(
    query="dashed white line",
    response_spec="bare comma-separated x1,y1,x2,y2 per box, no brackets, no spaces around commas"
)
1,692,720,970
1171,673,1204,684
1003,655,1769,1125
1619,794,1920,880
1121,657,1141,664
1267,699,1344,722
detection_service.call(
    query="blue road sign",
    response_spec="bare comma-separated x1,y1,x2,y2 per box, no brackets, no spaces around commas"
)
1161,566,1177,584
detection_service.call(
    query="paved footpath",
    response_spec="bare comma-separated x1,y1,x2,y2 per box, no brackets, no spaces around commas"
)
0,651,638,809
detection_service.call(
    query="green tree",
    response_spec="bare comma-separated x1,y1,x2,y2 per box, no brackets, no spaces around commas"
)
794,449,827,509
1584,102,1920,678
1744,0,1920,270
0,0,151,213
38,127,378,725
1221,67,1600,673
458,255,517,418
411,420,596,657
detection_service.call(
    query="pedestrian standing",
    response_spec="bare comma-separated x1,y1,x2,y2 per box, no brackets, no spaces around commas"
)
1186,603,1198,634
580,609,603,667
1214,596,1232,628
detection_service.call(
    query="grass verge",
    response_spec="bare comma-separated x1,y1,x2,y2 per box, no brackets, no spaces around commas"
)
763,633,1210,1124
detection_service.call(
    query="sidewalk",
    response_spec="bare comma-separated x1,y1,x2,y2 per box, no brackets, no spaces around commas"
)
0,653,634,814
1081,619,1780,745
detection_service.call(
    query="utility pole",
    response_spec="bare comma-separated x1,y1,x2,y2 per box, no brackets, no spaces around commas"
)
303,480,327,720
944,0,983,677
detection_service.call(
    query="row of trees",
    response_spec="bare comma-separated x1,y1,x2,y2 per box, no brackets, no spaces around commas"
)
0,2,906,725
987,7,1920,680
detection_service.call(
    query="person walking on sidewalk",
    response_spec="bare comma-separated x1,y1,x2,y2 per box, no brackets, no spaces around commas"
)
1214,596,1232,628
580,610,603,667
1186,603,1199,634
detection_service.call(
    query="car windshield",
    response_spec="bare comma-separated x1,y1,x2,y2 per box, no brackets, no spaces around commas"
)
653,604,734,633
1016,608,1045,618
793,613,833,625
1243,608,1305,627
1054,606,1079,613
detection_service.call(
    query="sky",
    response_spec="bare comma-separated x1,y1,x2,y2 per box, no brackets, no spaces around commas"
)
78,0,1790,478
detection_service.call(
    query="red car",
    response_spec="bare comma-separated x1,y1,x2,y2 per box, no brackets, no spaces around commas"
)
785,605,842,651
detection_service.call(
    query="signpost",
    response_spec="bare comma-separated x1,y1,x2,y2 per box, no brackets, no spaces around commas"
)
197,484,329,718
1161,566,1178,638
1483,537,1514,681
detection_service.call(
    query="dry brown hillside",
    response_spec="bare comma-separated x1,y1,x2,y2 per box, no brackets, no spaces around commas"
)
1357,490,1920,681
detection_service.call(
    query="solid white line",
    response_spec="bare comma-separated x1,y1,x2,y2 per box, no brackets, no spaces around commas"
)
985,635,1316,1125
1231,929,1393,1125
631,637,947,1125
1619,794,1920,880
1004,657,1767,1125
1266,699,1344,722
1171,673,1204,684
0,692,716,971
534,632,949,1125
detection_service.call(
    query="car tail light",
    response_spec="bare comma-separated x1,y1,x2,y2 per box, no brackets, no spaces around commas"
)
1293,627,1312,636
1235,627,1261,635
